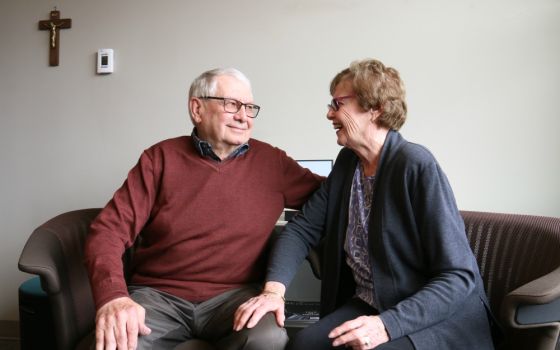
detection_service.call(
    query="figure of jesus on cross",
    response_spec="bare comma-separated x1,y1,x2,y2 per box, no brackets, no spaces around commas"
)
39,9,72,66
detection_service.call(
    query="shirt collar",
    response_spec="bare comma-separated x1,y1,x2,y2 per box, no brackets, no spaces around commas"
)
191,128,249,162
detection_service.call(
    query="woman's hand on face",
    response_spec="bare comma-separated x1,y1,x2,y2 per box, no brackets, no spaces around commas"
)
328,315,389,349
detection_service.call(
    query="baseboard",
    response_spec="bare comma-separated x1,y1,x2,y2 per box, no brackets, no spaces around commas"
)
0,320,19,340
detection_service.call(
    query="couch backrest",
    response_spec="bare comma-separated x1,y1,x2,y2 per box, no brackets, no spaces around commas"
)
461,210,560,316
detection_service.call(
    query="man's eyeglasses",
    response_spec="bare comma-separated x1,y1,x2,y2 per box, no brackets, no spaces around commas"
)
328,95,355,111
199,96,261,118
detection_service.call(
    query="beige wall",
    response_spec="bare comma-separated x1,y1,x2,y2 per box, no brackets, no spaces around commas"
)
1,0,559,320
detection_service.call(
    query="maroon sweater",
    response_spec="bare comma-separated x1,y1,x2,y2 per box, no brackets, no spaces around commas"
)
84,136,322,309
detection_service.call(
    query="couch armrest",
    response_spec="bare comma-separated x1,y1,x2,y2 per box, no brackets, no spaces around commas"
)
18,208,101,350
516,298,560,325
501,265,560,329
19,224,65,293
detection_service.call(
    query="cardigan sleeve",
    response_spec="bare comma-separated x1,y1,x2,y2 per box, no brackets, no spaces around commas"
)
379,153,479,340
266,177,330,288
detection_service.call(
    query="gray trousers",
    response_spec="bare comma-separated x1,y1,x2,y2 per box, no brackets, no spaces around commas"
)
129,285,288,350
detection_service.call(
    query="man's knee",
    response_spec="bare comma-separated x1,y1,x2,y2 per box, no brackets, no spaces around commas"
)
244,325,288,350
240,314,288,350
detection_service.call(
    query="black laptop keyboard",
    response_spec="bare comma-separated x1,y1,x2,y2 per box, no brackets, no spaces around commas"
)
285,300,320,321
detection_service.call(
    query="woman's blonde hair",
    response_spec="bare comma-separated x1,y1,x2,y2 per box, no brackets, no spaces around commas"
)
330,59,407,130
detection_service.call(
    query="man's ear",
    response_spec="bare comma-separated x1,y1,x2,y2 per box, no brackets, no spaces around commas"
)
189,97,203,124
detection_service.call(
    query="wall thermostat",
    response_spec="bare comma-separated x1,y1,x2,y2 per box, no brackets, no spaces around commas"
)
97,49,114,74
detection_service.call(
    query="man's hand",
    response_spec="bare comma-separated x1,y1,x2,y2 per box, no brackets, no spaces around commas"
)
95,296,152,350
328,315,389,350
233,281,286,331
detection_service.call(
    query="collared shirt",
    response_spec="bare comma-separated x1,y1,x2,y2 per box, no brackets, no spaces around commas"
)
345,163,377,309
191,128,249,162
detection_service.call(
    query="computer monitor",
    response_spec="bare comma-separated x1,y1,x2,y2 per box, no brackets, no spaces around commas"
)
296,159,333,177
284,160,333,223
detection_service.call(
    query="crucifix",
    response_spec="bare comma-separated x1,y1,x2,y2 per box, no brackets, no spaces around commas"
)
38,9,72,66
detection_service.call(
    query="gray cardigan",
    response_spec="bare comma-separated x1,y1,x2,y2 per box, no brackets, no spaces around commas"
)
267,131,495,349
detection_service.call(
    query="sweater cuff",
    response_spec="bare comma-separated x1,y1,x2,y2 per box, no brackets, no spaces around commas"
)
379,310,404,340
92,278,130,310
265,274,293,290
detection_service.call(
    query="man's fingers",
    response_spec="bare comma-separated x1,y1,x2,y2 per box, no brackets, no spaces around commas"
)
136,306,152,336
115,311,129,350
126,316,139,350
95,320,105,350
104,321,117,350
96,316,118,350
124,303,151,349
136,322,151,342
95,297,153,350
139,324,152,336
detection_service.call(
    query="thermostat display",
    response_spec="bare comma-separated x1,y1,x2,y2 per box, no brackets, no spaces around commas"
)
97,49,114,74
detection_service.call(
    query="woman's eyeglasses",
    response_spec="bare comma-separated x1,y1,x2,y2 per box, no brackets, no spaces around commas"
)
328,95,355,111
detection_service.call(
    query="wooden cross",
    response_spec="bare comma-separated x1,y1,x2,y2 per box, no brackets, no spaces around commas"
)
39,10,72,66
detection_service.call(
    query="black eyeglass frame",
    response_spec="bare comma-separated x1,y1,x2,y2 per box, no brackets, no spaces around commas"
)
199,96,261,118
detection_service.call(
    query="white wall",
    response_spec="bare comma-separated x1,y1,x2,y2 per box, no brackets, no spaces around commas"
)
1,0,559,320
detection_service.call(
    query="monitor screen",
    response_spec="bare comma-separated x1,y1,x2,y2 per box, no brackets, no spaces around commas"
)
297,159,333,177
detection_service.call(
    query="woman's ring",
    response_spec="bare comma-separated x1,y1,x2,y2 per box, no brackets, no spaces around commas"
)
363,336,371,347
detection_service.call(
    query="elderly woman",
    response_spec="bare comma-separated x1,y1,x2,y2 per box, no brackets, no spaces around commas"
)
234,59,496,349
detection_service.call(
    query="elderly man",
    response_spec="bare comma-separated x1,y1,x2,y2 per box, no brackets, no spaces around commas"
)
84,68,323,350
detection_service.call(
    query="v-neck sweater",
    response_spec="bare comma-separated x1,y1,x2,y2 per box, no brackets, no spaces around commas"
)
84,136,322,309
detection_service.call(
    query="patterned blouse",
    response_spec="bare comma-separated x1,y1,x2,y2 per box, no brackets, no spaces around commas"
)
344,163,377,308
